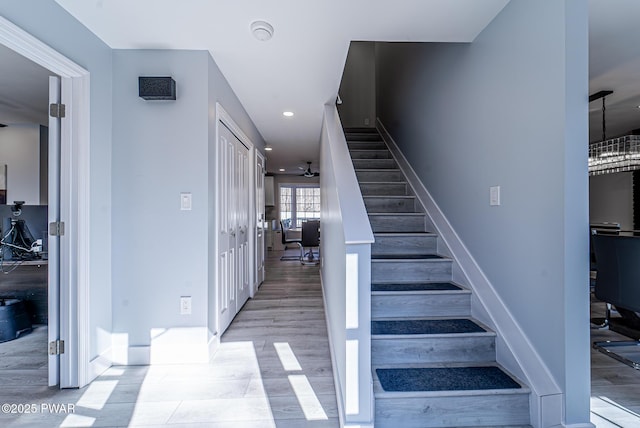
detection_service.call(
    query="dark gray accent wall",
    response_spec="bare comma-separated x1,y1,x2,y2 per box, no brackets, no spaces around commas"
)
376,0,589,424
338,41,376,128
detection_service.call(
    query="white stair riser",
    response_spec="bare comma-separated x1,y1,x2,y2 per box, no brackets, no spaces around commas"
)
372,293,470,318
372,335,495,365
375,393,530,428
373,235,437,255
372,260,451,282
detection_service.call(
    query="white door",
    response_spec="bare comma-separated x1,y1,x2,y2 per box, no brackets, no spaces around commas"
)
255,153,266,288
218,124,237,334
235,133,251,312
218,122,251,333
47,76,61,386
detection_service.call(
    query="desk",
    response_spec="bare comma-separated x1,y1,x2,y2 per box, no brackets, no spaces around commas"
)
0,260,48,324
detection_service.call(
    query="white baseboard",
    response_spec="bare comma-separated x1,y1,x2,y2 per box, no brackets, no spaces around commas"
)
111,327,211,365
89,347,112,381
377,119,563,428
208,333,220,360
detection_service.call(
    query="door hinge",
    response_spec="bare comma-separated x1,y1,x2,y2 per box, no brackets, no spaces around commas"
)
49,340,65,355
49,103,66,118
49,221,65,237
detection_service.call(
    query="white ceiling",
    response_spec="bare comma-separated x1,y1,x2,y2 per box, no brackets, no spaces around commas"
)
53,0,510,173
0,43,51,126
3,0,639,168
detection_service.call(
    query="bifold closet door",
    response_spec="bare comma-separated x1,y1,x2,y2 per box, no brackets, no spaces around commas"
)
218,122,250,334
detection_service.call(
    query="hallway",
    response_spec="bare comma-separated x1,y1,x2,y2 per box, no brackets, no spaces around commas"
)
0,250,338,427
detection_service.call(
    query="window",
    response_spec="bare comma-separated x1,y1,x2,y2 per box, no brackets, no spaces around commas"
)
280,185,320,228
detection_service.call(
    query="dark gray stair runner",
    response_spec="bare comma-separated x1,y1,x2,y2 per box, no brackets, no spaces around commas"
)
376,366,522,392
372,318,486,335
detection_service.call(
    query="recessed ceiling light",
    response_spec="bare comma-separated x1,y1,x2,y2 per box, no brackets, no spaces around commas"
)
250,21,274,42
265,147,273,151
279,168,285,172
283,111,294,117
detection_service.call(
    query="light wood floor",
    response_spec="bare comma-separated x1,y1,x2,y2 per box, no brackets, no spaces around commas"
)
590,299,640,427
0,250,338,427
2,259,640,427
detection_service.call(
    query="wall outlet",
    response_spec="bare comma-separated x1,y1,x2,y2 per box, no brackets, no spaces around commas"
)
180,296,192,315
490,186,501,206
364,117,370,126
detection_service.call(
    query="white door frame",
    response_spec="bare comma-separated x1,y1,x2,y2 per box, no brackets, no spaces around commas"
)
0,16,91,388
215,103,254,335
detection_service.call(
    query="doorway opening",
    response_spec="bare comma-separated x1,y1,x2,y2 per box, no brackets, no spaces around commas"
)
0,15,92,389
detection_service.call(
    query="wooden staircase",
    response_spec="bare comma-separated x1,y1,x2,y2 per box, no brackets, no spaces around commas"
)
345,128,531,428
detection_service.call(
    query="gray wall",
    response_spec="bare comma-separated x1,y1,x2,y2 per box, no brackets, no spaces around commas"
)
112,50,210,352
376,0,589,424
338,41,376,129
0,0,113,361
112,49,265,358
590,172,633,230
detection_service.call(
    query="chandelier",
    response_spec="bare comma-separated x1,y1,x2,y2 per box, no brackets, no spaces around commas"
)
589,135,640,175
585,89,640,175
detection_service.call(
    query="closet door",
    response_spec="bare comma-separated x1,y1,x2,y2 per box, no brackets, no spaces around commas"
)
236,140,251,311
255,153,266,288
218,121,251,334
218,124,237,334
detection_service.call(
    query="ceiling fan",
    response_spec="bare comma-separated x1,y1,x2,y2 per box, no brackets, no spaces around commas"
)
299,161,320,178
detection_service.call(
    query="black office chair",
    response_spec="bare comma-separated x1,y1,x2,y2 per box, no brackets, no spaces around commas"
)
280,220,302,260
592,233,640,368
300,220,320,265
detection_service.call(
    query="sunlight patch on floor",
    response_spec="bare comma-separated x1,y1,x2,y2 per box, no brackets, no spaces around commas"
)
274,342,302,371
591,396,640,427
289,374,329,420
75,380,118,410
60,413,96,427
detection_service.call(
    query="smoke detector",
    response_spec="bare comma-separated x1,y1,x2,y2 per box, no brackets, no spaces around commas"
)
251,21,274,41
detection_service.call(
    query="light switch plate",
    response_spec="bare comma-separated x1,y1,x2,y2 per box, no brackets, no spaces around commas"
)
490,186,501,206
180,192,192,210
